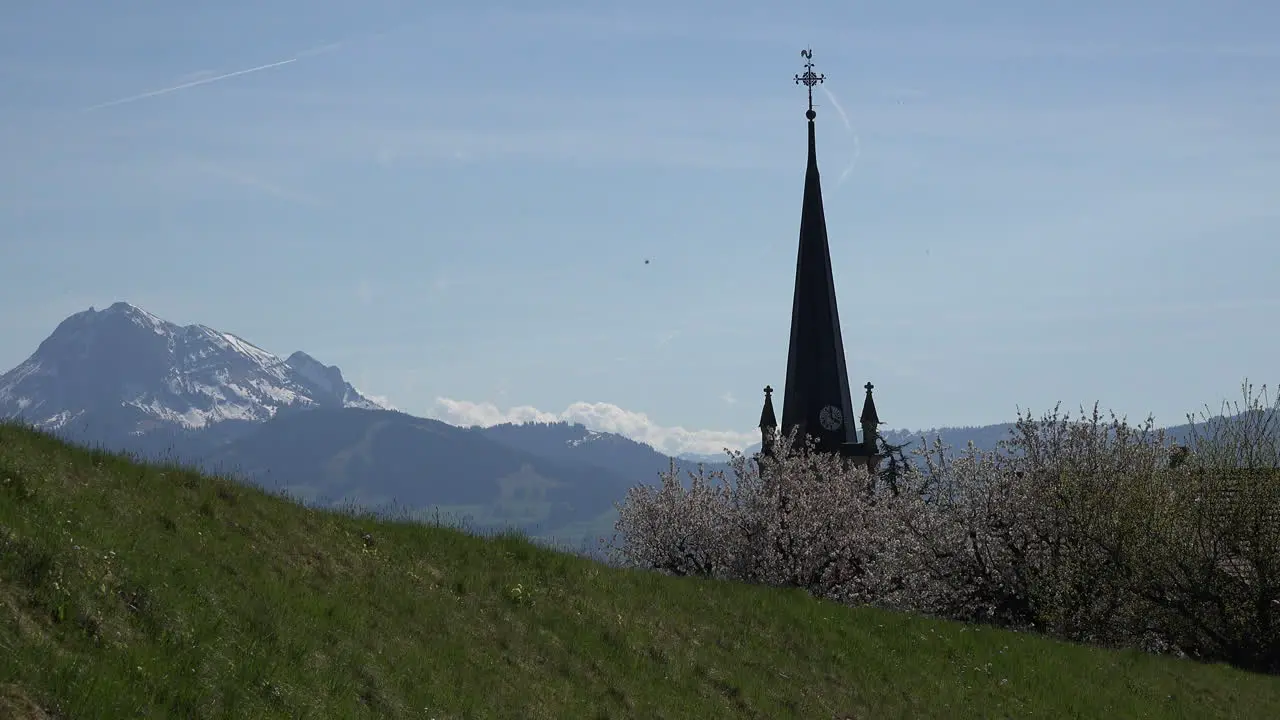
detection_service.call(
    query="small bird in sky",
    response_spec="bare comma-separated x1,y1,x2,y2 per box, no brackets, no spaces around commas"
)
644,259,651,265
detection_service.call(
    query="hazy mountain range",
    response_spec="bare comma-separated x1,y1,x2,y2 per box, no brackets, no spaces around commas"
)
0,301,1216,550
0,303,723,546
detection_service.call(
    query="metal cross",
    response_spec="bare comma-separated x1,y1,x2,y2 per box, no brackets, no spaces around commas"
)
795,48,825,114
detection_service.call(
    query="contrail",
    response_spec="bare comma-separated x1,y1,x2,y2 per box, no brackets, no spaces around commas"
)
82,57,298,112
821,86,861,188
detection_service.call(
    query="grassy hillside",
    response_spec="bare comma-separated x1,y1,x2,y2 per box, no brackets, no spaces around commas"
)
2,423,1278,719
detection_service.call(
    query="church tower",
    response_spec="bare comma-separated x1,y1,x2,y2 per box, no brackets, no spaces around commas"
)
759,49,882,472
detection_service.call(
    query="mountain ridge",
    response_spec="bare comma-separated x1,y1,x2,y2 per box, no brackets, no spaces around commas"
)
0,301,387,445
201,408,649,538
0,303,733,546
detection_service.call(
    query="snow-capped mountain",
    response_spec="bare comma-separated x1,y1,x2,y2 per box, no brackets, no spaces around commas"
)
284,351,381,411
0,301,387,438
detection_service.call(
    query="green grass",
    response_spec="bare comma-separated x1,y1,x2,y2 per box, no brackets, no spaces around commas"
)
1,422,1278,719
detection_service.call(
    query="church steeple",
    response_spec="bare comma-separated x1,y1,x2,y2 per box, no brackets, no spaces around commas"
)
779,49,860,456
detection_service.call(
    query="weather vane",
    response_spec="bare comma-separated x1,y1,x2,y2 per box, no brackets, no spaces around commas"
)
795,48,825,118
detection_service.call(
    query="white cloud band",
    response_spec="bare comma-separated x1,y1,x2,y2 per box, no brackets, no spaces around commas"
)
428,398,758,457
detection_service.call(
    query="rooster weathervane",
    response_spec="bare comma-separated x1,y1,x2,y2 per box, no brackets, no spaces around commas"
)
795,48,825,118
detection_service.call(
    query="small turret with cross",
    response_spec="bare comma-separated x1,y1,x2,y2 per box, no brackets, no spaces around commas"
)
860,382,881,459
758,385,778,456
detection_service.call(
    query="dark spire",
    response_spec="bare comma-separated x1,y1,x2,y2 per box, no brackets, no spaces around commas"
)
860,382,880,425
780,48,859,456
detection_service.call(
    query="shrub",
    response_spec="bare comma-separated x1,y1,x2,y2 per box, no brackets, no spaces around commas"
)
607,380,1280,673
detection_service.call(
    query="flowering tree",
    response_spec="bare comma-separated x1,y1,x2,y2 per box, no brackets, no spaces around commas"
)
605,380,1280,673
1119,381,1280,669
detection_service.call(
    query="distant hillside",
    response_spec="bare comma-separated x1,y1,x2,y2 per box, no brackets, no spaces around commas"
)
3,422,1276,718
475,421,729,482
881,423,1019,454
885,412,1254,457
201,408,637,541
684,416,1234,467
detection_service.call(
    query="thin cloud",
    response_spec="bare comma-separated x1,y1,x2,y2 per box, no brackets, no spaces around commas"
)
79,37,353,112
865,29,1280,61
428,397,759,456
999,41,1280,60
174,69,220,85
191,162,316,205
82,59,299,112
364,394,396,410
821,86,861,188
431,271,457,295
354,278,376,306
483,8,806,46
296,40,350,59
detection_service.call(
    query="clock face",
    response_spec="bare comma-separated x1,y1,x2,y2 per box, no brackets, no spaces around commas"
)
818,404,843,431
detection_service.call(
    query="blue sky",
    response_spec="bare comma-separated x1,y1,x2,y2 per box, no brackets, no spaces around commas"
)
2,1,1278,455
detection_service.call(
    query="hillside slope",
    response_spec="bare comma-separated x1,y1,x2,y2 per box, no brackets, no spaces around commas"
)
1,422,1277,719
200,408,636,540
475,420,729,481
